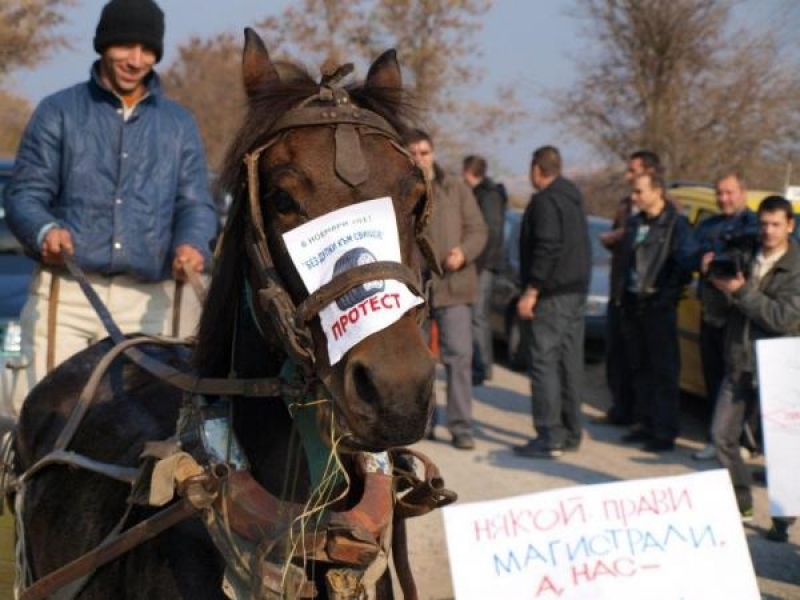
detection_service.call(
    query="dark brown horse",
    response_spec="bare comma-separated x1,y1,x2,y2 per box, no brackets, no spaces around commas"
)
13,29,441,599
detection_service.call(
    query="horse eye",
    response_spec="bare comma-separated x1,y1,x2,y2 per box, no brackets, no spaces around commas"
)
271,189,298,214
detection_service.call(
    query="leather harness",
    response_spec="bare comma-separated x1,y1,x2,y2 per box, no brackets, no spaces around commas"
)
13,76,455,599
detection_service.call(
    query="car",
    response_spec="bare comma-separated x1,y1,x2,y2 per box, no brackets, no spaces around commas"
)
668,182,796,399
490,210,611,370
0,158,36,361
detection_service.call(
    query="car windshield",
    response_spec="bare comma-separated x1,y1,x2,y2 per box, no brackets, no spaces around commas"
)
504,211,611,275
587,218,612,265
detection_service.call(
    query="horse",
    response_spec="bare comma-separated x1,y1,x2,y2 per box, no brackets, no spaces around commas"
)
11,28,450,600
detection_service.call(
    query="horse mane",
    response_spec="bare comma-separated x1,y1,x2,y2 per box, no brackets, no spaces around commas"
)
193,59,417,377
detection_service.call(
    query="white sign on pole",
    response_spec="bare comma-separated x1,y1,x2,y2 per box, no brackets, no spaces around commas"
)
282,197,423,364
442,470,759,600
756,336,800,516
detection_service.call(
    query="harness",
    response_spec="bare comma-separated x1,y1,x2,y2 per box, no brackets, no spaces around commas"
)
10,71,454,600
239,82,441,379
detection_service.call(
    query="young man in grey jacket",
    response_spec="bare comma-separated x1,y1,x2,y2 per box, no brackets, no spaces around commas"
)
4,0,217,413
709,195,800,530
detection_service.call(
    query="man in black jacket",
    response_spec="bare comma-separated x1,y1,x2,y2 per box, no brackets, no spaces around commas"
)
614,172,692,452
463,155,507,385
596,150,662,426
513,146,591,458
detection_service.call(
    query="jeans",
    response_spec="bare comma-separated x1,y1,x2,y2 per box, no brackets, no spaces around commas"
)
700,321,726,440
524,293,585,447
432,304,473,437
605,301,634,422
471,269,494,380
712,373,757,512
620,297,680,442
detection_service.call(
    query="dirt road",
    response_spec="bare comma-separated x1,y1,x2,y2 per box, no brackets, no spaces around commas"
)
399,361,800,600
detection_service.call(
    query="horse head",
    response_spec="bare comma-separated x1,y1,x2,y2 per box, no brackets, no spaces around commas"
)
196,29,437,453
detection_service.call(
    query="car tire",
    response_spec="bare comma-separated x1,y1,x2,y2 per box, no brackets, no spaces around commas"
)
506,310,526,371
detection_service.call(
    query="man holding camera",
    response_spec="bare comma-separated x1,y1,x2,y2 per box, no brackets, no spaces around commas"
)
683,172,758,460
709,195,800,521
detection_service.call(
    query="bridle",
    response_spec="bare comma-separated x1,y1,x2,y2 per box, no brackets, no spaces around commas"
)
239,81,441,378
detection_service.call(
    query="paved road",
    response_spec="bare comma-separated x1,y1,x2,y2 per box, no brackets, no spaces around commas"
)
399,360,800,600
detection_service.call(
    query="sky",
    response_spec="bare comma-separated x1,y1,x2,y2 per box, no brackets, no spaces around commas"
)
8,0,788,194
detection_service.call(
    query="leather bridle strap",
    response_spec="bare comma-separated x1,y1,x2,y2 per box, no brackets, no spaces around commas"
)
60,257,306,399
18,499,198,600
46,272,60,373
267,103,400,142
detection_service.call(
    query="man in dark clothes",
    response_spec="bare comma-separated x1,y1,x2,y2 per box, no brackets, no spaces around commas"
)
595,150,662,426
513,146,591,458
463,155,507,385
615,172,692,452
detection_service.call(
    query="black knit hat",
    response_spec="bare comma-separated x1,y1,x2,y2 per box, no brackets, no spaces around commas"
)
93,0,165,63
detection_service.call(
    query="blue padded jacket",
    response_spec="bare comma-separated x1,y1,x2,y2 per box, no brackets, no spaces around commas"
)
4,64,218,282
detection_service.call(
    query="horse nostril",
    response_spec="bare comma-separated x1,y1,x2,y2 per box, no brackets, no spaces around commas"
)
351,362,380,406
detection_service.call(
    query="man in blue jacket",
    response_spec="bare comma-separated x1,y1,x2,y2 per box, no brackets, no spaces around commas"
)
682,171,759,461
4,0,217,412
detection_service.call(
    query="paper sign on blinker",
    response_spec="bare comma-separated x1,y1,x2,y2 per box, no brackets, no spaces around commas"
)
442,470,759,600
282,197,423,365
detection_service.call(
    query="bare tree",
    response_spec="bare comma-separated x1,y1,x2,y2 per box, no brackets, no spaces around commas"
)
0,0,75,153
157,2,524,171
0,90,30,154
555,0,800,189
160,34,245,171
257,0,526,166
0,0,75,85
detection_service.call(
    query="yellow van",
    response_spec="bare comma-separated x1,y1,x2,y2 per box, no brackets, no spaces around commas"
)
668,183,783,398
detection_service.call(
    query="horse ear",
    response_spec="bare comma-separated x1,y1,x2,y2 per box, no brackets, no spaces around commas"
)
365,49,402,90
275,62,308,83
242,27,278,96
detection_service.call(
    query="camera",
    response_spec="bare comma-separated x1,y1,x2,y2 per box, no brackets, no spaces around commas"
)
707,231,759,280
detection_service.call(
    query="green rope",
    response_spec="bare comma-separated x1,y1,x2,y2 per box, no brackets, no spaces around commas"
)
280,360,344,491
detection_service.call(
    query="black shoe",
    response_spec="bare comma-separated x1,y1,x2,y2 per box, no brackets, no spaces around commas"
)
452,433,475,450
471,376,485,386
642,438,675,453
564,438,582,452
512,439,564,458
621,429,652,444
766,520,791,543
590,414,633,426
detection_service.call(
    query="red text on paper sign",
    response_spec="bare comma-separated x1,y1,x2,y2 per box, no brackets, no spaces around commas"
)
532,558,662,597
473,488,693,542
763,407,800,430
331,292,402,340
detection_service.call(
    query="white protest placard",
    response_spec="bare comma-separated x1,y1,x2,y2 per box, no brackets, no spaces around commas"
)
756,337,800,516
282,197,423,364
442,470,759,600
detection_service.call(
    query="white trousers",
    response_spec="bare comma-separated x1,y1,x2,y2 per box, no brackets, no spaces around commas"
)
0,267,204,418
